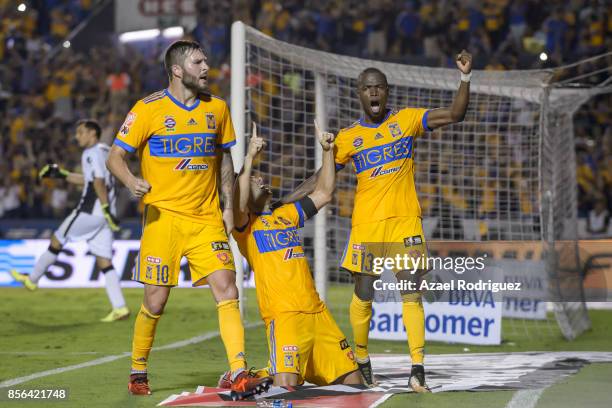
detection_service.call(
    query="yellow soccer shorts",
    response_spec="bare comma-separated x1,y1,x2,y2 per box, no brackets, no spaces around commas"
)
133,205,235,286
266,307,358,385
340,216,429,275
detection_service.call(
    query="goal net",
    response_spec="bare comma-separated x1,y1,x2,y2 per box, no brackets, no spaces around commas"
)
231,22,605,341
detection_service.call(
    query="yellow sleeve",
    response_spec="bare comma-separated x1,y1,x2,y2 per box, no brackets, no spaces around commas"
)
217,101,236,149
400,107,430,138
114,101,150,153
274,203,305,228
334,130,351,171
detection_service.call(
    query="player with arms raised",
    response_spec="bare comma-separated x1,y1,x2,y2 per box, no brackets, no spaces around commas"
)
106,40,271,398
230,122,362,388
281,50,473,391
11,119,129,322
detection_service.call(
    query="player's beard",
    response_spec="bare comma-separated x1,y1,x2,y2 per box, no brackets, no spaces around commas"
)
182,71,208,94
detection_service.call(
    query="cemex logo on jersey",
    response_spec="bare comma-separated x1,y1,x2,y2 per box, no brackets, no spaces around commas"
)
283,248,305,261
174,159,209,171
370,165,401,178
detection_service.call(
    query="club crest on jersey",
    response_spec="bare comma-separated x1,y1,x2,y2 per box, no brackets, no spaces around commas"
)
206,113,216,130
120,111,136,135
174,158,209,171
370,165,401,178
164,115,176,131
375,132,384,140
283,248,305,261
353,137,364,148
387,121,402,137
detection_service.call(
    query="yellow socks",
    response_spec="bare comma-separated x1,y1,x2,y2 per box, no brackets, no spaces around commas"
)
217,299,246,374
402,293,425,365
349,293,373,362
131,304,161,373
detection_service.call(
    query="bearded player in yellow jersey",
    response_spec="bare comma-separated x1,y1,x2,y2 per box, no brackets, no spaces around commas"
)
231,122,361,387
281,50,473,391
106,40,271,398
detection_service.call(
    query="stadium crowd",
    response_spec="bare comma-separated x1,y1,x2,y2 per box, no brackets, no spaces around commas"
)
0,0,610,236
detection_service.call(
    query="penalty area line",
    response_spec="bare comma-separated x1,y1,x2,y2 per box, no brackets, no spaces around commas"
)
0,322,262,389
505,388,546,408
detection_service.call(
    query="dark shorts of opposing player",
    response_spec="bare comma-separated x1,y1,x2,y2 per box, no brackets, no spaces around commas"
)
340,216,430,276
266,307,358,385
133,205,235,286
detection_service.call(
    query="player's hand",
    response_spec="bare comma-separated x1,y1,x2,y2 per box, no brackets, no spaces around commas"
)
101,204,120,232
247,122,266,159
456,50,472,74
128,178,151,198
315,120,335,151
222,207,234,234
39,163,68,179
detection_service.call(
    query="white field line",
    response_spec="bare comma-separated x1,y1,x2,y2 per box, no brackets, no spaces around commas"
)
505,388,546,408
0,322,262,388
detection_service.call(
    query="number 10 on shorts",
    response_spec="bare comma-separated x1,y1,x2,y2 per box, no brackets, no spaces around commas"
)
146,264,169,284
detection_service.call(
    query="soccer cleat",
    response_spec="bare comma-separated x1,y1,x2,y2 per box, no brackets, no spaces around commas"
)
357,358,377,387
128,374,151,395
10,270,37,291
219,367,271,389
100,306,130,322
408,364,431,393
229,370,273,401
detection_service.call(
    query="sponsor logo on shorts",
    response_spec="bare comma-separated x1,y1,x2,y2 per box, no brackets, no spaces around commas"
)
174,158,209,171
283,248,305,261
352,244,365,251
353,137,363,148
404,235,423,247
347,350,355,361
206,113,216,130
282,345,298,352
146,256,161,264
164,115,176,131
211,241,231,251
370,165,401,178
284,354,294,367
216,252,232,265
339,339,350,350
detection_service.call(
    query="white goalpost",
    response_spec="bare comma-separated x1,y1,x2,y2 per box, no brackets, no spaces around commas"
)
231,21,608,339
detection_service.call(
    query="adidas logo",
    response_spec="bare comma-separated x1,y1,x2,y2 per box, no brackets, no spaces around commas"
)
187,118,198,126
375,133,384,140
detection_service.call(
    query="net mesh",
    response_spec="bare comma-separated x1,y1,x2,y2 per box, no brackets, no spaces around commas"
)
240,24,595,340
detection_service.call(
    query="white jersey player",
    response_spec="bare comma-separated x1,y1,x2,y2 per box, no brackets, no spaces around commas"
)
11,120,130,322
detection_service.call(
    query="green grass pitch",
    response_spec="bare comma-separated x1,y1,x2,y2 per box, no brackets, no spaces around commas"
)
1,285,611,408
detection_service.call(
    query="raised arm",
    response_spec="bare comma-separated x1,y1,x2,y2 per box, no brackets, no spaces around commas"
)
278,169,320,205
308,121,336,211
106,145,151,198
425,50,472,129
39,163,84,185
233,123,265,229
220,148,235,234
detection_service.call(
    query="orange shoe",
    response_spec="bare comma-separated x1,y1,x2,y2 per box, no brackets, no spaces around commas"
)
128,374,151,395
229,370,273,401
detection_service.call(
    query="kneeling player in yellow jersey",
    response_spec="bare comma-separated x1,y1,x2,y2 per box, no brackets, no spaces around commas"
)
280,51,474,391
232,122,362,387
107,40,271,399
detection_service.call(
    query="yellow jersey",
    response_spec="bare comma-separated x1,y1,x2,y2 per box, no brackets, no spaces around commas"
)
113,89,236,225
233,203,325,323
334,107,429,226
